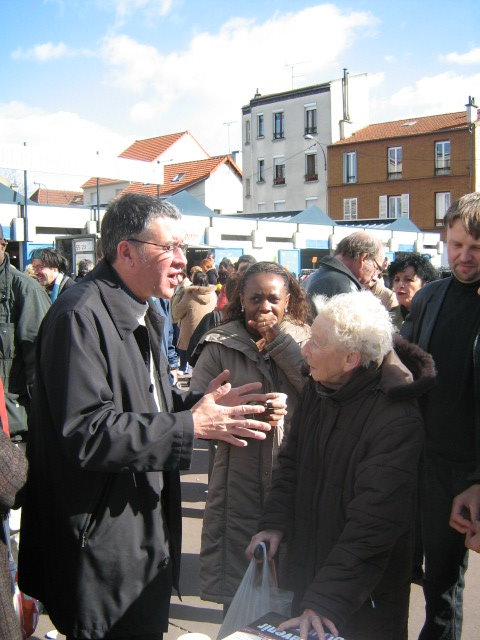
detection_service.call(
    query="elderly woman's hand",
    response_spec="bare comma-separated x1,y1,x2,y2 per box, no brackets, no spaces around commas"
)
277,609,339,640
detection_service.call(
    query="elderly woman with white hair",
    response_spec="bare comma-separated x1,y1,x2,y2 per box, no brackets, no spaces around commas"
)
247,291,435,640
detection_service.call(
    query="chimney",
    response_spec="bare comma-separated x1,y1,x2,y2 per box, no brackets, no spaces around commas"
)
339,68,352,140
466,96,478,124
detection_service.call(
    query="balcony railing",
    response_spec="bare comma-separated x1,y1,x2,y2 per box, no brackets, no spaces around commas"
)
273,132,285,140
305,173,318,182
273,177,285,185
305,126,317,135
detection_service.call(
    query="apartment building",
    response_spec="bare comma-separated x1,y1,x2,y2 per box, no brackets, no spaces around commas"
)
328,98,480,234
241,71,369,214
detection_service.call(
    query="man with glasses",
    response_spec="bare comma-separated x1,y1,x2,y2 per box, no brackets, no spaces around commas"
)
19,193,276,640
0,228,50,442
302,231,386,315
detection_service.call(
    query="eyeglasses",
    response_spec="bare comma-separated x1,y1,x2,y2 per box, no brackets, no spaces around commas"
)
370,257,385,274
127,238,188,254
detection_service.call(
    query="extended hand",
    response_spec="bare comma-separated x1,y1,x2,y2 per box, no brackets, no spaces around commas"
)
206,371,287,424
191,380,271,447
277,609,338,640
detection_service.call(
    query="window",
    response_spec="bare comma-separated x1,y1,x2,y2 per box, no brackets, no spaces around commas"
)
245,120,251,145
435,192,451,224
245,178,251,197
379,194,409,219
171,172,185,183
343,198,358,220
257,202,266,213
257,159,265,182
389,195,402,218
274,200,286,212
90,193,97,205
273,156,285,185
273,111,285,139
305,153,318,181
305,106,317,135
257,114,264,138
343,151,357,184
305,197,318,208
435,141,451,175
387,147,402,179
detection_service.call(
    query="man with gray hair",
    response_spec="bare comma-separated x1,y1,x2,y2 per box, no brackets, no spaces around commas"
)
402,192,480,639
19,193,278,640
302,231,386,315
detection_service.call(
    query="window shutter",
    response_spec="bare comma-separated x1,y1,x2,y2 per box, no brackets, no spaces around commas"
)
343,198,350,219
401,193,410,218
379,195,387,219
351,198,358,219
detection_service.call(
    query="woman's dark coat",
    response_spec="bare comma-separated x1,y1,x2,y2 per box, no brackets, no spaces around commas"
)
259,337,435,638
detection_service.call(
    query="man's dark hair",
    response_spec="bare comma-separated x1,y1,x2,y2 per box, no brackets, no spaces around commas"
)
192,271,209,287
77,259,94,277
235,254,257,270
388,253,438,285
219,258,234,269
30,247,69,273
444,192,480,239
100,193,181,264
335,232,383,261
223,261,311,325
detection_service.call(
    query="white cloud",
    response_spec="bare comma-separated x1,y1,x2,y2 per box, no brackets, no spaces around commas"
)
99,5,377,153
11,41,94,62
440,47,480,65
371,71,480,123
0,102,132,190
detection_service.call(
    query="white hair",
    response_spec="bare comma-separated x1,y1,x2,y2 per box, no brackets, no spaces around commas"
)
315,291,393,366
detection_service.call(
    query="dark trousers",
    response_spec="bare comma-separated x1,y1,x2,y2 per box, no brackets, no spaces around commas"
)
418,454,471,640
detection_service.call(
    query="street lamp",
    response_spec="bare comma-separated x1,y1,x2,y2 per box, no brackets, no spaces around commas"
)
304,133,327,171
304,134,328,213
33,181,48,204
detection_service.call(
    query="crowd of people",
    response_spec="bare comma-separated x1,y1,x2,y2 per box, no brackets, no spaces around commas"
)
0,190,480,640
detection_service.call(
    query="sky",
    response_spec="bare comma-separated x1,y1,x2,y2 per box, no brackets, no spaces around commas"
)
1,0,480,191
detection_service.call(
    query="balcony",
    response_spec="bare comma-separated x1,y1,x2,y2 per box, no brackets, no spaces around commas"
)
305,126,317,135
305,173,318,182
273,177,285,185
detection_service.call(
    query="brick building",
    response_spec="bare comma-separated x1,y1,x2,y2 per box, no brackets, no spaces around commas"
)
327,99,480,235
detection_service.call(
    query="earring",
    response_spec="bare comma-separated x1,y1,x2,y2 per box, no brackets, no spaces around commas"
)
285,306,289,312
241,305,244,312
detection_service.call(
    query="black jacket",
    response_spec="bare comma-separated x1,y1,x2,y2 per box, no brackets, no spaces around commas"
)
302,256,361,315
0,255,51,437
259,337,435,635
19,260,197,639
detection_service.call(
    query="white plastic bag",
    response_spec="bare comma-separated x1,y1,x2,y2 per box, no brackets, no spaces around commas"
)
217,542,293,640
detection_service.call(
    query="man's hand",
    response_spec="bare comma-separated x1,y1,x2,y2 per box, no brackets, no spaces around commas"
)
450,484,480,552
191,380,272,447
246,529,283,561
205,371,287,425
276,609,338,640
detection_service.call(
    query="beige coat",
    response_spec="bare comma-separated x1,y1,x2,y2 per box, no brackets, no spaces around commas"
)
175,285,217,350
190,318,310,604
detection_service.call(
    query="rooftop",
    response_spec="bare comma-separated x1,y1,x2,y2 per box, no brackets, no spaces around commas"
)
334,110,480,145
